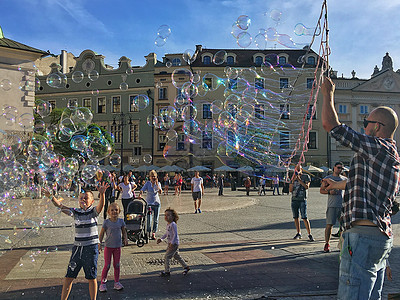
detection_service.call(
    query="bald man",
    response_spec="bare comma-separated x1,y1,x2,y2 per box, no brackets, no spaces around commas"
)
321,76,400,300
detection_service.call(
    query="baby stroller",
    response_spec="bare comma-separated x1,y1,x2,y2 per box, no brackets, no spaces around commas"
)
125,198,149,247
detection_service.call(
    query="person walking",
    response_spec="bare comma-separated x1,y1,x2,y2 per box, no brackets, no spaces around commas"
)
322,76,399,300
157,208,190,277
98,202,128,292
218,174,224,196
139,170,162,240
272,175,280,195
244,177,251,196
191,171,204,214
289,165,314,242
117,175,137,219
163,173,170,195
259,175,266,195
319,161,346,253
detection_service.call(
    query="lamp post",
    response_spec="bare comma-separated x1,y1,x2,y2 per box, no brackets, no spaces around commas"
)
113,112,132,176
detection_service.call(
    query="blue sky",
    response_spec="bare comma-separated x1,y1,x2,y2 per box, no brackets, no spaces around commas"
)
2,0,400,79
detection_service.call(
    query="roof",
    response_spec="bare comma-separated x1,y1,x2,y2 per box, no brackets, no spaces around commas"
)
0,26,48,56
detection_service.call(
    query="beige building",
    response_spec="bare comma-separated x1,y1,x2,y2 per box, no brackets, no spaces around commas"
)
329,53,400,166
0,26,48,135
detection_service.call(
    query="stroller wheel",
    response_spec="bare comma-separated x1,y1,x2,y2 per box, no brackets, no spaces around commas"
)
127,231,136,243
137,239,145,247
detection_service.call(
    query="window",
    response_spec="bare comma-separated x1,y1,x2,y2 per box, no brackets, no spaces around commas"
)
172,58,181,66
112,96,121,113
255,56,263,66
97,97,106,114
227,103,237,118
255,104,264,119
307,104,316,120
133,147,141,156
280,78,289,89
203,104,212,119
110,124,121,143
280,104,290,119
177,134,185,150
202,131,212,149
227,56,234,65
176,107,184,121
307,78,315,89
159,134,167,150
83,98,91,110
159,87,167,100
203,77,213,90
308,132,317,149
255,78,264,90
203,56,211,65
339,104,347,114
228,78,237,90
280,131,290,149
129,122,139,143
307,56,316,65
279,56,287,65
48,100,56,109
129,95,139,112
360,105,368,115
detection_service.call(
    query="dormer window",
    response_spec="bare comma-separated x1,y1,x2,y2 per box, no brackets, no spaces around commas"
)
255,56,263,66
307,56,315,65
279,56,287,65
203,56,211,65
172,58,182,66
227,56,235,65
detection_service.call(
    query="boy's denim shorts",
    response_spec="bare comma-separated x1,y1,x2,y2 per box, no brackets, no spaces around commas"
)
291,200,307,219
65,244,98,279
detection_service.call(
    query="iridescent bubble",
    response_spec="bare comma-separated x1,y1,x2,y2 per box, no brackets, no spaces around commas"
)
166,61,172,68
71,107,92,134
119,82,128,90
211,100,224,114
146,114,160,128
236,32,252,48
157,24,172,39
35,100,52,117
254,33,267,49
155,36,167,47
109,153,121,167
264,53,280,66
133,94,150,110
213,50,227,65
182,49,196,64
91,89,99,95
67,99,78,109
236,15,251,30
18,113,34,130
277,34,296,48
265,27,278,41
61,157,79,176
171,68,194,89
182,82,198,98
269,9,283,23
218,111,235,129
70,135,88,152
231,22,244,39
166,129,178,141
81,164,101,186
71,71,84,83
35,77,41,91
46,73,62,88
33,119,46,134
46,124,58,140
87,136,112,162
27,140,46,158
261,61,277,76
59,118,76,136
56,174,72,191
2,106,18,125
58,129,72,142
88,70,99,81
174,93,190,107
181,104,198,120
126,67,134,75
143,154,152,164
0,79,12,91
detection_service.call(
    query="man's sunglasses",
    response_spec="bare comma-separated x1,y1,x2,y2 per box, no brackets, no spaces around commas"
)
336,166,343,169
363,118,385,128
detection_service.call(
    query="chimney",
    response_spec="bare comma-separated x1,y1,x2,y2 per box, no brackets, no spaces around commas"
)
60,50,68,73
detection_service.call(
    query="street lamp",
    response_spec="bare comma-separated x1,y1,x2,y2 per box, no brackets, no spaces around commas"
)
112,112,132,176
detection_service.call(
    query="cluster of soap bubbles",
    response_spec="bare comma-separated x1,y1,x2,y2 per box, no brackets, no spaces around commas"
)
155,52,316,168
155,25,172,47
231,10,320,49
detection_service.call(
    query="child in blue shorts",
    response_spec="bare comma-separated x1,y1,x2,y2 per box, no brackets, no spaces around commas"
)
44,181,109,300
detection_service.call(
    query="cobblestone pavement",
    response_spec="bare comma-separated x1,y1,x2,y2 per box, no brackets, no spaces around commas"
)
0,187,400,299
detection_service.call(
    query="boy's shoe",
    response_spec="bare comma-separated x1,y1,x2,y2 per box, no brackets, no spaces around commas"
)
99,283,107,292
198,208,202,213
195,210,198,214
308,234,315,242
324,243,330,253
114,282,124,290
160,271,171,277
293,233,302,239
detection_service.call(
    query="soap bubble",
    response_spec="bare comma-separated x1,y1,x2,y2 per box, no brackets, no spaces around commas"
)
0,79,12,91
265,27,278,41
166,129,178,141
35,100,52,117
2,106,18,125
236,32,252,48
155,36,167,47
157,25,171,39
81,164,101,186
182,49,196,64
88,70,99,81
46,73,62,88
87,136,112,162
236,15,251,30
143,154,152,164
133,95,150,110
171,68,194,89
119,82,128,90
33,119,46,134
67,99,79,109
61,157,79,176
18,113,34,130
213,50,227,65
71,71,84,83
126,67,134,75
269,9,283,23
109,153,121,167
